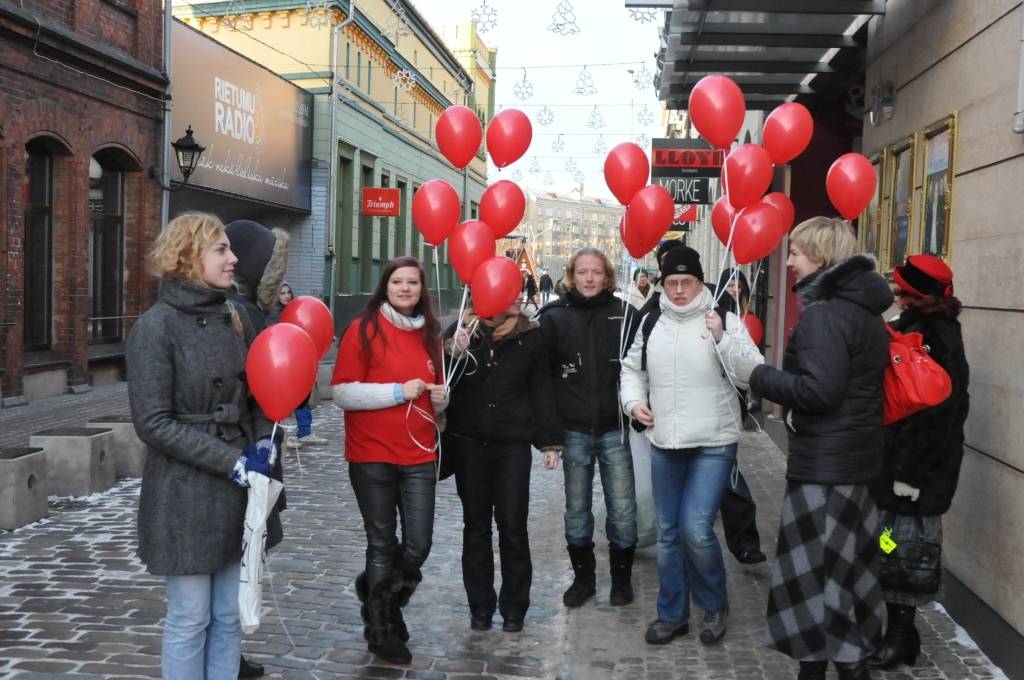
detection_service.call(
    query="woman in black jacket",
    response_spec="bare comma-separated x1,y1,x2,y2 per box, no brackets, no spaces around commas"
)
733,217,892,680
867,255,970,670
445,295,563,633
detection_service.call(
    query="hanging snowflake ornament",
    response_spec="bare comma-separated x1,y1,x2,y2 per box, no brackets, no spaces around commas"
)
394,69,416,93
511,169,523,182
303,0,330,28
573,169,586,185
223,0,254,30
631,64,653,91
637,104,654,127
549,0,581,36
565,157,578,173
512,69,534,101
384,0,411,40
537,106,555,127
586,106,605,129
529,157,541,173
635,133,650,149
552,134,566,153
628,8,659,24
592,135,607,155
471,0,498,33
543,171,554,185
574,66,597,97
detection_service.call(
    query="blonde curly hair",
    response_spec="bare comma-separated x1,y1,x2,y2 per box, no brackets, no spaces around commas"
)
149,212,227,282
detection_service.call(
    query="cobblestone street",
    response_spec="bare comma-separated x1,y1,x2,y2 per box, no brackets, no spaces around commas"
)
0,390,1010,679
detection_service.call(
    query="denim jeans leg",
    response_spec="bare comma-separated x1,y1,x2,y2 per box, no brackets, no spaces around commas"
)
561,431,596,546
294,406,313,438
163,574,210,680
650,446,690,623
596,430,638,549
204,561,242,680
680,444,736,614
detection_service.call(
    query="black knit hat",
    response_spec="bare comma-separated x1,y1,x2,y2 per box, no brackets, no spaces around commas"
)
656,239,684,265
660,245,703,282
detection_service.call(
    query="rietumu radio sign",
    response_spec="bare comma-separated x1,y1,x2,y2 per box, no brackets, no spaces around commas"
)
651,138,722,205
171,20,312,211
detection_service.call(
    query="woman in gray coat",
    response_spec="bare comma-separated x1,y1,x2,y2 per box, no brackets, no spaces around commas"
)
127,212,276,680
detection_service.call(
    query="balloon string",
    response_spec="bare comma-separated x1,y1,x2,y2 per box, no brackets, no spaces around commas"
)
433,249,447,387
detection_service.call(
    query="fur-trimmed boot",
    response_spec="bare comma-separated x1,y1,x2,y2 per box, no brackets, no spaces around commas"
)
563,542,597,607
388,567,422,643
608,545,635,606
363,575,411,664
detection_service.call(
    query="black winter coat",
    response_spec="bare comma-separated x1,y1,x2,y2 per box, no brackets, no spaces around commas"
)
871,308,970,516
538,288,625,434
445,324,563,449
750,255,892,485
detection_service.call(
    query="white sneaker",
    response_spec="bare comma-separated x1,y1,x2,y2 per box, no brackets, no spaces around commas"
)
285,436,301,449
298,433,328,446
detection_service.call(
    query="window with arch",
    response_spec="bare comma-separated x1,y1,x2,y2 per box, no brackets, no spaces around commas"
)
88,151,126,343
24,140,54,351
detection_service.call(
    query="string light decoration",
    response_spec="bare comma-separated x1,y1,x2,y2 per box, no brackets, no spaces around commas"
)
631,64,653,91
549,0,581,36
574,66,597,96
592,135,607,154
552,134,566,153
513,69,534,101
573,169,586,184
511,169,523,182
543,171,554,185
471,0,498,33
637,104,654,126
394,69,416,93
384,0,410,40
223,0,254,30
529,157,541,173
537,106,555,127
304,0,330,28
565,157,578,173
586,106,605,129
629,8,659,23
635,133,650,149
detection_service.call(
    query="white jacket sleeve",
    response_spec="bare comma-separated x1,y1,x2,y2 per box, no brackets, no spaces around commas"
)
333,382,402,411
714,312,765,390
619,325,650,416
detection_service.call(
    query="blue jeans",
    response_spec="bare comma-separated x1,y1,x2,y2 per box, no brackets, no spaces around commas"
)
163,561,241,680
650,444,736,623
562,430,637,550
294,405,312,437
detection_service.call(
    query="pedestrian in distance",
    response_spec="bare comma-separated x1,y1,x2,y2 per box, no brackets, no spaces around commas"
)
538,247,638,610
620,245,764,646
867,255,970,671
523,271,539,312
623,268,653,311
331,256,447,665
539,270,554,305
126,212,277,680
731,217,892,680
443,293,563,633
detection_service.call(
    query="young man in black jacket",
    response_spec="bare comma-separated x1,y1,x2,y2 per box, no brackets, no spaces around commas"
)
539,248,637,608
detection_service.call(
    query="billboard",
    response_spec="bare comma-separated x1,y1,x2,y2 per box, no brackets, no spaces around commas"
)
170,20,312,211
651,138,720,205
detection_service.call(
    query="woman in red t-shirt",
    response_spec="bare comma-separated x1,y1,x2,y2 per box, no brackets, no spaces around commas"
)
331,256,445,665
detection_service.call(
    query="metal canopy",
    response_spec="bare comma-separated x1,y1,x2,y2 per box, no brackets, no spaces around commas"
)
654,0,882,111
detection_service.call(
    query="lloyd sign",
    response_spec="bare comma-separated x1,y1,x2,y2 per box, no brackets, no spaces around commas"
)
361,188,401,216
651,138,720,205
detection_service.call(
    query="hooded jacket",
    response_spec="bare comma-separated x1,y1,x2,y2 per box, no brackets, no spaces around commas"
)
224,219,290,333
538,288,625,434
750,254,891,485
871,307,970,515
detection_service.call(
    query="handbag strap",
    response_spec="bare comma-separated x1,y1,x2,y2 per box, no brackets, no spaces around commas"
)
884,320,899,339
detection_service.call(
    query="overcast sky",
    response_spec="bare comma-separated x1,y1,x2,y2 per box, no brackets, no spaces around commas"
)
414,0,666,200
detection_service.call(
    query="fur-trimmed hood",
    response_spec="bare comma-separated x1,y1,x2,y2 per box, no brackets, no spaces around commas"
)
795,253,892,316
224,219,290,311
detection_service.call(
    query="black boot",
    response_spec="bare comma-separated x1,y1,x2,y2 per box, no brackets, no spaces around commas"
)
834,661,869,680
238,655,265,678
608,545,635,606
389,567,422,643
797,661,827,680
867,603,920,670
364,576,412,664
563,542,596,608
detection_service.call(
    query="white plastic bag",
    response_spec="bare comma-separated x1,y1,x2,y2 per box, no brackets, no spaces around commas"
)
594,430,658,549
239,472,284,634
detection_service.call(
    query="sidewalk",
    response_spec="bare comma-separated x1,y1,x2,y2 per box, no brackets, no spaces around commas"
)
0,396,1010,679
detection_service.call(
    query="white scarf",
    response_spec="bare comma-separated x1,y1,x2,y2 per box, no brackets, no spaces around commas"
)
659,285,712,321
380,302,425,331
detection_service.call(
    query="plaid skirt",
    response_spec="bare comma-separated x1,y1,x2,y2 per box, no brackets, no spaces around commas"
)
765,482,884,663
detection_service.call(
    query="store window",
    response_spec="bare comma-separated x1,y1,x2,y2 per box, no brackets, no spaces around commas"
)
88,152,125,344
887,135,916,271
24,141,53,351
921,115,956,260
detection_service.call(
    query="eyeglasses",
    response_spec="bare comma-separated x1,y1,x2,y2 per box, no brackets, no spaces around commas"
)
663,278,700,290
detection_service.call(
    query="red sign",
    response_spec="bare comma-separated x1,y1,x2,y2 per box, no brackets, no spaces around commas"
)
674,204,698,223
652,148,724,170
361,187,401,216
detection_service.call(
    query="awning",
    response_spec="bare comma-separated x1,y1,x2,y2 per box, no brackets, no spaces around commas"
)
643,0,884,111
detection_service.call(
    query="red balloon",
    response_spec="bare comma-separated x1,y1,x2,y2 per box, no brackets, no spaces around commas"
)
724,144,773,209
470,256,522,317
763,103,814,165
436,105,483,169
732,200,785,265
480,180,526,238
620,212,657,258
486,109,532,168
762,192,795,232
279,296,334,358
246,324,318,422
827,153,876,219
604,143,650,205
688,75,746,149
449,220,496,284
742,314,764,346
412,179,460,245
626,185,674,252
711,196,737,246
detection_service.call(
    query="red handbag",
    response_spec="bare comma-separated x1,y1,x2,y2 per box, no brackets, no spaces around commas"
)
882,322,953,425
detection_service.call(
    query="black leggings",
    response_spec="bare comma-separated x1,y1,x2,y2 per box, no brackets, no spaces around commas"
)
349,461,436,589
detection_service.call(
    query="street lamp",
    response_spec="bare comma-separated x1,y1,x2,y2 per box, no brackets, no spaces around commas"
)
150,125,206,191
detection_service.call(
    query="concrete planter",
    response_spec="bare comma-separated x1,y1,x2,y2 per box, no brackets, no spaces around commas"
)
29,427,116,497
86,415,146,478
0,447,48,530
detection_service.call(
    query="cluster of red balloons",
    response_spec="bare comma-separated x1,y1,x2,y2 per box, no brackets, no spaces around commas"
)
411,106,535,317
247,296,333,422
604,143,674,257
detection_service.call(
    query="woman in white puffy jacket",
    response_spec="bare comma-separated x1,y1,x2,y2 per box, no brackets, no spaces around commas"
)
619,246,763,647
